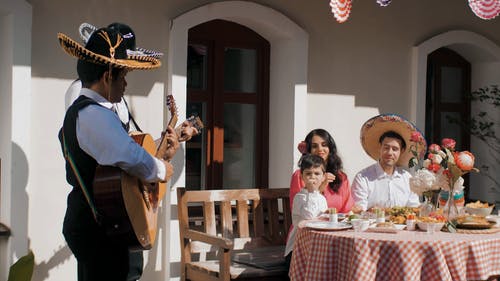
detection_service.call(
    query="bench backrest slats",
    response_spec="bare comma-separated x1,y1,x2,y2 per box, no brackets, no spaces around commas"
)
177,188,291,257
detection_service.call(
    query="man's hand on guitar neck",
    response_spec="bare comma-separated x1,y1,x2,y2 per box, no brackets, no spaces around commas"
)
162,126,180,161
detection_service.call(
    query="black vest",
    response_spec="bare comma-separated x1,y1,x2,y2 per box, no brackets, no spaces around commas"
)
58,95,100,195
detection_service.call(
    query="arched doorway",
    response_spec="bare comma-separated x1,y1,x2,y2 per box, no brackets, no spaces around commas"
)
186,19,270,189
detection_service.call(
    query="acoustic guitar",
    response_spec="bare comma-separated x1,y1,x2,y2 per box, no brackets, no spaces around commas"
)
93,95,203,250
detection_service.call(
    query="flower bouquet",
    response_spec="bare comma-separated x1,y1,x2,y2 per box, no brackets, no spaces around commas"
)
409,136,479,232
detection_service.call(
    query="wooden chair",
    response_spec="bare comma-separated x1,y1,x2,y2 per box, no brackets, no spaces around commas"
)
176,187,292,281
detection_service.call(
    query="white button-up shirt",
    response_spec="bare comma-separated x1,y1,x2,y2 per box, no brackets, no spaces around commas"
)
75,88,166,182
351,162,420,211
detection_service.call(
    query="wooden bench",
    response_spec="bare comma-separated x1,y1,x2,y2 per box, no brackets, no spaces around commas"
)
176,187,292,281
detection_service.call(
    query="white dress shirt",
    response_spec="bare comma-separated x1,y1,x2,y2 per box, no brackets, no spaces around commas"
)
351,162,420,211
76,88,165,182
284,189,328,256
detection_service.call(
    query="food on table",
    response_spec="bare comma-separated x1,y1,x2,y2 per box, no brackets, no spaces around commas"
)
348,213,359,221
465,201,490,208
386,206,418,224
464,201,493,216
418,215,446,223
454,215,490,225
375,222,395,228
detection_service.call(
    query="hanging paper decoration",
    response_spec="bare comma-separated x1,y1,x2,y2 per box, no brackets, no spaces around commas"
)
330,0,353,23
377,0,392,7
468,0,500,20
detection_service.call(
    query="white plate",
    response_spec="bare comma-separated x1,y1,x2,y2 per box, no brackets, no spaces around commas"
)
304,221,352,231
366,224,406,233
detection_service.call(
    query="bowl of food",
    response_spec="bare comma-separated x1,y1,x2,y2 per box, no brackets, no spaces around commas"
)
465,201,493,217
350,219,370,232
417,216,445,232
417,221,445,232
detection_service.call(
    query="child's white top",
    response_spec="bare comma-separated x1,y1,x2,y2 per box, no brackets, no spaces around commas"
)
284,188,328,256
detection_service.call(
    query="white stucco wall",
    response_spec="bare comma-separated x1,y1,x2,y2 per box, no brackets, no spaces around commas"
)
1,0,499,280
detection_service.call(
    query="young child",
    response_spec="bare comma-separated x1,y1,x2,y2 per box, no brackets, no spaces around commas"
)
284,154,328,270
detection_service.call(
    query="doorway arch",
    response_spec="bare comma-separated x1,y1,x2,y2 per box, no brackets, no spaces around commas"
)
168,1,309,190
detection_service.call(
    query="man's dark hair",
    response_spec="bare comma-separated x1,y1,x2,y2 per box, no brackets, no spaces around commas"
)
300,154,325,173
77,27,126,86
379,130,406,150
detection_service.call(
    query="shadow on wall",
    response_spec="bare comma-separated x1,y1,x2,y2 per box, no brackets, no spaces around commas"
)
31,245,72,281
11,142,29,259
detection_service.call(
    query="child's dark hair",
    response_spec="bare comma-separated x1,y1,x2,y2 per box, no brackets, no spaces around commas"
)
300,154,325,173
379,130,406,150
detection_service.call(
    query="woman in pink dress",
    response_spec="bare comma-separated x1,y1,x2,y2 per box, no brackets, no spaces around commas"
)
290,129,354,213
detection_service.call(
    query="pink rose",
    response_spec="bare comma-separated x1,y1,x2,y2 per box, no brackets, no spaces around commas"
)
441,138,456,150
428,144,441,153
428,163,441,173
410,131,423,143
454,151,475,171
297,141,307,154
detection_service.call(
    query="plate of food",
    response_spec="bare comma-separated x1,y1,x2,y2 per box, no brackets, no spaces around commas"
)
454,215,496,229
366,222,406,233
303,221,352,231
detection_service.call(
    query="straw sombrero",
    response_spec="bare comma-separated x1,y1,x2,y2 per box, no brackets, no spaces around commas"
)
79,22,163,60
360,113,427,167
58,28,161,70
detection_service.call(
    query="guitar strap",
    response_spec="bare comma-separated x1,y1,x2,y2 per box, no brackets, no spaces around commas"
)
61,129,102,224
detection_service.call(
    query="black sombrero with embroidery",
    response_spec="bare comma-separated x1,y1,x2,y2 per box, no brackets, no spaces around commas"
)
57,28,161,70
360,113,427,167
79,22,164,60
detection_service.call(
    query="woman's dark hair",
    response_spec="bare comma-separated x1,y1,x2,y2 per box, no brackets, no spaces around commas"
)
379,130,406,151
77,27,126,85
302,128,344,193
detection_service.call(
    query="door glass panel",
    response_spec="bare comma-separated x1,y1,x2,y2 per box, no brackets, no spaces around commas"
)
186,102,207,190
187,44,207,90
224,48,256,93
440,66,462,103
441,112,463,149
223,103,255,188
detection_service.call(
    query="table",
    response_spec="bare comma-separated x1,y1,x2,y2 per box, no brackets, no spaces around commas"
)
289,221,500,281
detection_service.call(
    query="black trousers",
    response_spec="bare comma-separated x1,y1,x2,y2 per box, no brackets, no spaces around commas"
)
63,189,143,281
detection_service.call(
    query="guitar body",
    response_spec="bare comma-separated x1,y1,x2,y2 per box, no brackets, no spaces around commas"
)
93,133,165,250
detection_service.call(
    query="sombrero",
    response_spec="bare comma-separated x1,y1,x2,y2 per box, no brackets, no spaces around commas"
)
58,28,161,70
79,22,164,59
360,113,427,167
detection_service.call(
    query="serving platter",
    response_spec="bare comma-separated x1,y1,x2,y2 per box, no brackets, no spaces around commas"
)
456,221,496,230
304,221,352,231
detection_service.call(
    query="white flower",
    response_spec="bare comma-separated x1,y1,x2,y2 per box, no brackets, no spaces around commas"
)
435,172,450,191
453,176,465,192
410,169,438,196
432,154,443,164
423,159,431,168
438,150,447,159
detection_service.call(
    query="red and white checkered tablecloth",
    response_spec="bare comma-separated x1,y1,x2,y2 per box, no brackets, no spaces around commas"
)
289,222,500,281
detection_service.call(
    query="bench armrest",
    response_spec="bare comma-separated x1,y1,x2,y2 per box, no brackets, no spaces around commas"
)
184,229,233,250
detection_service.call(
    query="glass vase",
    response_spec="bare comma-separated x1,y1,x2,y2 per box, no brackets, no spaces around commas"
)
419,193,435,217
443,189,460,220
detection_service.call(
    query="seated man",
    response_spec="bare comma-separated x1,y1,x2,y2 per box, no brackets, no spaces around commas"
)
351,114,426,211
